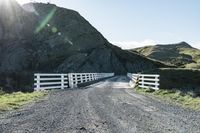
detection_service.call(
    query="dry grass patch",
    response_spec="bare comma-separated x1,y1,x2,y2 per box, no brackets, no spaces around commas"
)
0,91,47,112
136,87,200,111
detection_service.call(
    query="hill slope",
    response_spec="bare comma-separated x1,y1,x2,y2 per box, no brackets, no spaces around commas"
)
0,1,164,91
133,42,200,68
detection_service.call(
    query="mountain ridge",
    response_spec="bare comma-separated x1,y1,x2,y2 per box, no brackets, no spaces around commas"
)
156,41,193,48
132,42,200,68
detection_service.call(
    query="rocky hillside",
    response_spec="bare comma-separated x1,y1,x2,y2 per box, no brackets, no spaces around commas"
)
0,1,164,91
133,42,200,68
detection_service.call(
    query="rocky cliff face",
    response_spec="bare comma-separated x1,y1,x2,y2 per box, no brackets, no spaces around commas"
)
0,1,164,91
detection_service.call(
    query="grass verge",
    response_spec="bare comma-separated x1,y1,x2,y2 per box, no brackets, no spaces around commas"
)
0,91,47,112
136,87,200,111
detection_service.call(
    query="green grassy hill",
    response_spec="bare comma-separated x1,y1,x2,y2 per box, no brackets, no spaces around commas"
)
132,42,200,69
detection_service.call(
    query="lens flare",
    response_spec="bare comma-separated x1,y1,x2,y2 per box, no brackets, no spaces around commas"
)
51,27,57,33
35,7,57,34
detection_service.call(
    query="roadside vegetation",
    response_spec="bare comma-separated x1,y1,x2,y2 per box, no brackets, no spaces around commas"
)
136,87,200,111
0,90,47,112
143,68,200,97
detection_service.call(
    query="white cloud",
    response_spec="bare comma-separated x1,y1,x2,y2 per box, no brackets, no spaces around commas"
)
111,39,157,49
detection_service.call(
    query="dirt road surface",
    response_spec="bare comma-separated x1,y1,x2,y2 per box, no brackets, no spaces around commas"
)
0,76,200,133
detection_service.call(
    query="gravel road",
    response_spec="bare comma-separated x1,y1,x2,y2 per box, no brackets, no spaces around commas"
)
0,76,200,133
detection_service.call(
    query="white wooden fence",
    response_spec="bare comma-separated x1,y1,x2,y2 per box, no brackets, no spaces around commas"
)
34,73,69,91
68,73,114,88
34,73,114,91
127,73,160,90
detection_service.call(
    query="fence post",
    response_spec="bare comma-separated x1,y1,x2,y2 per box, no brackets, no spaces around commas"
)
36,74,40,91
141,75,144,87
68,73,74,88
80,74,83,83
61,74,64,89
92,74,94,80
155,75,159,90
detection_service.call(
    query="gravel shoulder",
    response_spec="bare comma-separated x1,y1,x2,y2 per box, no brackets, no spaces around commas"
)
0,76,200,133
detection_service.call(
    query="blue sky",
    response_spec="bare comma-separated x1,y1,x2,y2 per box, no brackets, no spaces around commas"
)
18,0,200,49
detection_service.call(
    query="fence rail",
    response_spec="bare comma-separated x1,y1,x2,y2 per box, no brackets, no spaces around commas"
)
34,74,69,91
34,73,114,91
127,73,160,90
68,73,114,88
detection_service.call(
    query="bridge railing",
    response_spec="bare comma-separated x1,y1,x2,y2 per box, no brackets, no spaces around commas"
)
34,73,69,91
68,73,114,88
127,73,160,90
34,73,114,91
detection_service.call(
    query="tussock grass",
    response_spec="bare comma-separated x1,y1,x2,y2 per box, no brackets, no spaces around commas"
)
136,88,200,111
0,91,47,112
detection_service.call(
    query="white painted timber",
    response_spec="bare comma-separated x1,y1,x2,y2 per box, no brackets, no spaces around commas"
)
68,73,114,88
127,73,160,90
34,73,68,91
34,73,114,90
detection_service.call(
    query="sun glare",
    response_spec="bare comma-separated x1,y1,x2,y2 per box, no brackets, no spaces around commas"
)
16,0,31,4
